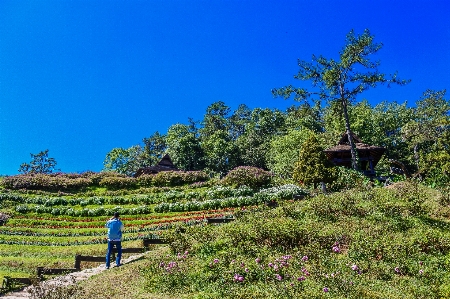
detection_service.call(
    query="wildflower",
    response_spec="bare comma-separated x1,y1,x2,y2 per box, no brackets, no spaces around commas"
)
245,268,249,272
297,276,306,281
234,273,244,282
301,255,308,262
213,258,219,264
332,245,340,253
419,261,423,266
255,258,261,263
275,274,283,281
419,269,424,274
351,264,358,271
268,262,273,268
395,267,400,273
240,262,245,267
323,287,329,292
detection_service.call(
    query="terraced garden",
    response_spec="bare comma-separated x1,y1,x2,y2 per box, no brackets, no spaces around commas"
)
0,170,305,290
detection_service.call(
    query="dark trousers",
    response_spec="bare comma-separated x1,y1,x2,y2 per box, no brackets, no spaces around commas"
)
106,240,122,267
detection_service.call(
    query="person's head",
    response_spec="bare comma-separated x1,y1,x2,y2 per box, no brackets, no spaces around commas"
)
113,212,120,219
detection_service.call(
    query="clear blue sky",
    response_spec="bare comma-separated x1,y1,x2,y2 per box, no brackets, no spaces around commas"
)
1,0,449,175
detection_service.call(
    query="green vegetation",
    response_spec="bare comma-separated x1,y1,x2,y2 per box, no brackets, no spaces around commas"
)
1,29,449,298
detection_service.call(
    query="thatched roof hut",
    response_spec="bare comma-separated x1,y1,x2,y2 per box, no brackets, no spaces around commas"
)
134,154,179,177
324,132,385,176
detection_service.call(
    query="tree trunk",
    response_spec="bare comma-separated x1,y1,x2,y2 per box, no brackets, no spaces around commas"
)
413,143,420,171
342,99,359,170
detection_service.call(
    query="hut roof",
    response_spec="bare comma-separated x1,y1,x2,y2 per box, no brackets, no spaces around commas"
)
133,154,179,177
324,132,386,169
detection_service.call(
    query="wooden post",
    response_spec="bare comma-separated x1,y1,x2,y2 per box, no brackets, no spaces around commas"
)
74,255,81,270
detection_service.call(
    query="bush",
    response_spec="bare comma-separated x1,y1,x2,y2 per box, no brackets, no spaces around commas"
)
327,167,369,192
0,174,92,191
221,166,273,189
151,171,209,187
256,184,309,202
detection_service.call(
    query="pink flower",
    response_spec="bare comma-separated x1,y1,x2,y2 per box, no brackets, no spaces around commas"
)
234,273,244,282
297,276,306,281
301,255,308,262
213,258,219,264
395,267,400,273
351,264,358,271
245,268,249,272
332,246,341,253
255,258,261,263
323,287,329,292
419,269,424,274
268,262,273,267
275,274,283,281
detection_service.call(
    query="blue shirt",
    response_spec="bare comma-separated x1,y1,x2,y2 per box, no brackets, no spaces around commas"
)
105,218,124,241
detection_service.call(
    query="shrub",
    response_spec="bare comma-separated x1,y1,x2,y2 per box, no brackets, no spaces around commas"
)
327,166,369,192
221,166,273,189
256,184,309,202
0,173,91,191
137,174,154,187
151,171,209,187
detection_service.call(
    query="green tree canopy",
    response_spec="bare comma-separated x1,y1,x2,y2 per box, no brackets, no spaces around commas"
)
292,134,332,188
273,29,409,170
19,149,58,174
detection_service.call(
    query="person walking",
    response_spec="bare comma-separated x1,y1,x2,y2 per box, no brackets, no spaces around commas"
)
105,212,124,269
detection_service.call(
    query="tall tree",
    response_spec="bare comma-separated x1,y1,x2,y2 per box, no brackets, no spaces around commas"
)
19,149,58,174
142,131,167,166
103,145,146,176
166,123,205,170
292,134,331,188
199,101,237,174
272,29,409,170
402,90,450,171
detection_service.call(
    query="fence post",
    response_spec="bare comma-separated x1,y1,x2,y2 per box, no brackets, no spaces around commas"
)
74,255,81,270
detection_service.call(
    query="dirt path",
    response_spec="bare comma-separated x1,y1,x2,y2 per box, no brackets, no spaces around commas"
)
1,252,147,299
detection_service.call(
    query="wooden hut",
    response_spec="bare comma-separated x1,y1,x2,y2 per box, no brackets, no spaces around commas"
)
324,132,385,176
134,154,179,177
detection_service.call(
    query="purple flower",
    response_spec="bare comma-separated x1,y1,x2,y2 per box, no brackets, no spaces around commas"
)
332,246,341,253
255,258,261,263
323,287,329,292
234,273,244,282
275,274,283,281
245,268,249,272
419,269,424,274
268,262,273,268
301,255,308,262
351,264,358,271
213,258,219,264
297,276,306,281
395,267,400,273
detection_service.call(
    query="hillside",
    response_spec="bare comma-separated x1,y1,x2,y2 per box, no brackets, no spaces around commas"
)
1,177,449,298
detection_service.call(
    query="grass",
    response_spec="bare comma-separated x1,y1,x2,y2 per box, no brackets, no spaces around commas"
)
1,180,450,298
